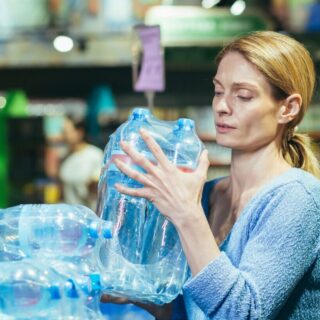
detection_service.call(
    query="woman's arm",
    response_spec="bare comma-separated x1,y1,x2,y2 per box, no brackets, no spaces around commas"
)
113,130,320,319
182,183,320,319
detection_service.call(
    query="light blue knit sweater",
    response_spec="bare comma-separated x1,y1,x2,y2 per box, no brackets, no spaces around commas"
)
173,168,320,320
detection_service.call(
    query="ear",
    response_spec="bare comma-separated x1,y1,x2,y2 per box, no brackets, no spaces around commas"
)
277,93,302,124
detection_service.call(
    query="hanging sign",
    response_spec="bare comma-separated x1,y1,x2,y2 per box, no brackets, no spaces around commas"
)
133,24,165,92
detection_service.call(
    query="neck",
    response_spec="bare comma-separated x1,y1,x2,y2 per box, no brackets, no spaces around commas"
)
226,142,291,210
70,141,87,152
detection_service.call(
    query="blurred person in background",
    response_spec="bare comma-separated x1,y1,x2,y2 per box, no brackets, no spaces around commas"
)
59,116,103,211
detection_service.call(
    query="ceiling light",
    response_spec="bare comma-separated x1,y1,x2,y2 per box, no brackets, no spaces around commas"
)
201,0,221,9
53,35,74,53
230,0,246,15
0,96,6,109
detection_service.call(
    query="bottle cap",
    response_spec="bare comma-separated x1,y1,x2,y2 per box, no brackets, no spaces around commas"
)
89,273,101,292
102,228,112,239
130,108,151,120
49,285,61,300
102,221,113,239
177,118,194,129
88,221,99,239
65,279,79,298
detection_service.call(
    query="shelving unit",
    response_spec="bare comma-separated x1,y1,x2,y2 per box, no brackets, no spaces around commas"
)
7,117,46,204
0,33,133,67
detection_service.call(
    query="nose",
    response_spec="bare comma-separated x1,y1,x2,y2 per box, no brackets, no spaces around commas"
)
212,95,232,116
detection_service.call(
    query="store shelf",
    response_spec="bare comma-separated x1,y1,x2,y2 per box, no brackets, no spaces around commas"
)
0,33,133,67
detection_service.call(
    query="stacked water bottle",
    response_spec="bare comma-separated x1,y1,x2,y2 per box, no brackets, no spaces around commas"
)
0,204,112,319
96,108,203,304
0,107,203,319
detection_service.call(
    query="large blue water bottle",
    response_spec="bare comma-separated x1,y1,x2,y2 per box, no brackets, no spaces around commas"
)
97,113,203,304
62,278,105,320
0,260,64,318
97,108,160,302
141,118,203,303
99,108,154,264
0,204,112,259
0,206,25,262
167,118,203,171
0,238,26,262
96,132,115,216
49,259,104,314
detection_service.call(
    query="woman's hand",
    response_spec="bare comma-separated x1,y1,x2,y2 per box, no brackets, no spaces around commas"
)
114,128,210,229
100,294,130,304
114,128,219,275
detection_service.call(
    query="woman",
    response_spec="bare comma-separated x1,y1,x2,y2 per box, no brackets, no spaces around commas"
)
59,116,103,210
108,31,320,319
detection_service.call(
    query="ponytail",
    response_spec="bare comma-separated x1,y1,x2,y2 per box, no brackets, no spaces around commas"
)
282,132,320,178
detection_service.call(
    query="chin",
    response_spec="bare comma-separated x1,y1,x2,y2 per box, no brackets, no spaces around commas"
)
215,136,237,148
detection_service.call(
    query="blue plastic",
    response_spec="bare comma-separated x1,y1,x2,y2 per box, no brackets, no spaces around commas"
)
97,109,203,304
140,117,202,302
0,204,112,259
145,120,201,259
0,260,64,318
99,108,153,264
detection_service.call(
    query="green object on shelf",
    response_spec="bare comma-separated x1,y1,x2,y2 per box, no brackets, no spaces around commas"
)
4,90,29,117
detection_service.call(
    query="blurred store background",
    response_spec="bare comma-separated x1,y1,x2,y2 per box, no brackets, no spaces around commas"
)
1,0,320,209
0,0,319,319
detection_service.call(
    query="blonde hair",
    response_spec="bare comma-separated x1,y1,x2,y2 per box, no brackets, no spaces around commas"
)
216,31,320,178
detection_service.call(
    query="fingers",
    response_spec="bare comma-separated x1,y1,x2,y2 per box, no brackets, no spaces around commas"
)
195,149,210,178
100,294,129,304
120,140,156,174
139,129,172,169
115,183,152,200
120,129,174,172
114,158,151,186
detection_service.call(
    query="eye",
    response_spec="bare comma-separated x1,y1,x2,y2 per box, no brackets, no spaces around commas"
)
237,95,252,101
214,91,224,97
236,89,253,101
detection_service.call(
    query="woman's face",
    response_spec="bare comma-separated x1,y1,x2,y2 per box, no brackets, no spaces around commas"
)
212,51,283,151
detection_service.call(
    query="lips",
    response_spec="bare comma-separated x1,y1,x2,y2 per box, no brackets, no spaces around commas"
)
215,122,236,134
216,123,236,129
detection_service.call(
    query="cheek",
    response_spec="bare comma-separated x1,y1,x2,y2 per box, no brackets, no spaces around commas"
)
246,112,279,141
65,132,76,143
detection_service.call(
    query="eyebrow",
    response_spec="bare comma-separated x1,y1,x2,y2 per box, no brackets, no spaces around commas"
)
213,78,259,90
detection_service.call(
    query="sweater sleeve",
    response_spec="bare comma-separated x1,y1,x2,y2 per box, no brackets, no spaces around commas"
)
183,182,320,320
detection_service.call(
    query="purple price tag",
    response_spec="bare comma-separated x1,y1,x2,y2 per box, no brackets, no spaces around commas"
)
134,25,165,92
